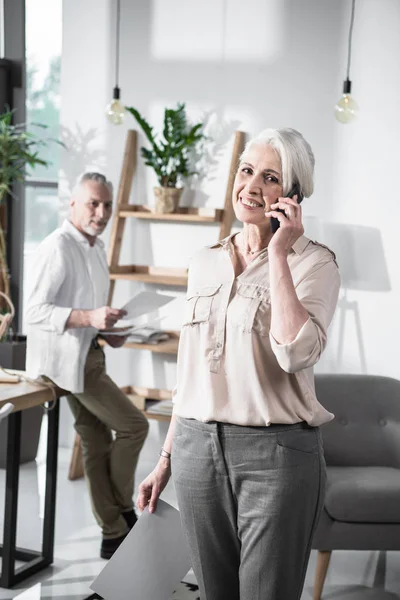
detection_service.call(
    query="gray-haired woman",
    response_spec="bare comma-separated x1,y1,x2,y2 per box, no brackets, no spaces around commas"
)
138,128,340,600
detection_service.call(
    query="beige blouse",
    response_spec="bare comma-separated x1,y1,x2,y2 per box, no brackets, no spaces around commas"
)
173,233,340,427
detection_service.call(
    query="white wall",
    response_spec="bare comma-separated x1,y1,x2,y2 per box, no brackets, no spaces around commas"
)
59,0,400,444
328,0,400,376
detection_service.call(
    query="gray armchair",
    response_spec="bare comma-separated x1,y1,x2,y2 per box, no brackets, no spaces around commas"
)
312,374,400,599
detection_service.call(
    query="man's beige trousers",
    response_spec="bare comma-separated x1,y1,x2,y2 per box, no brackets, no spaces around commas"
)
67,346,149,539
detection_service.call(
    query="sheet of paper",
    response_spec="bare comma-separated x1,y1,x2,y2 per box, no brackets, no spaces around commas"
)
120,291,176,321
90,499,190,600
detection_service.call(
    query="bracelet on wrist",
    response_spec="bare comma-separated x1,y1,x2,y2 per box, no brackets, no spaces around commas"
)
159,448,171,459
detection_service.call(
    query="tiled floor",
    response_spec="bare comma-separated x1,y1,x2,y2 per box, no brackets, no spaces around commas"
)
0,415,400,599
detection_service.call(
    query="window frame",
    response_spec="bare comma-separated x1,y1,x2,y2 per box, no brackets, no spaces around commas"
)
3,0,26,332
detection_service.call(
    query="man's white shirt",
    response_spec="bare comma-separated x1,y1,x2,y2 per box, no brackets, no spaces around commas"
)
26,220,109,393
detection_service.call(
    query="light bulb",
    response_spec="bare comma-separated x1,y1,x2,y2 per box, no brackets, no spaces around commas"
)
334,79,358,124
106,99,125,125
106,86,125,125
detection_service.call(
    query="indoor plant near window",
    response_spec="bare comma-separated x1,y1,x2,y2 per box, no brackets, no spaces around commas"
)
0,108,50,300
0,108,54,468
125,103,205,213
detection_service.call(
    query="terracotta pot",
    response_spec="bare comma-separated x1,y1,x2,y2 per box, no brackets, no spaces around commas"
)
153,186,183,214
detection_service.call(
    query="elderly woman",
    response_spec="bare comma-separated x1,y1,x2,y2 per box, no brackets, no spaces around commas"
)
138,128,340,600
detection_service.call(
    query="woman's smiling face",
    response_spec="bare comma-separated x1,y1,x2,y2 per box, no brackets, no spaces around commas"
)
232,143,283,226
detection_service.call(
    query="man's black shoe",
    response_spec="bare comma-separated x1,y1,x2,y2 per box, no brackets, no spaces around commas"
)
100,533,127,560
122,508,138,529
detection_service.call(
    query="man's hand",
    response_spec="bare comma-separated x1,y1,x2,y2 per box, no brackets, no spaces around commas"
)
88,306,126,330
103,334,129,348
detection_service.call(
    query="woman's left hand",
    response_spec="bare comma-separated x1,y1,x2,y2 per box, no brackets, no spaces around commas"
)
265,195,304,255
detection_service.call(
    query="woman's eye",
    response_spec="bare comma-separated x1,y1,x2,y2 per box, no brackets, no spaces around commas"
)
265,175,278,184
241,167,252,174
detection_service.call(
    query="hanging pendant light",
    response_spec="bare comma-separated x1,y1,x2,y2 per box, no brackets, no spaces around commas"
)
335,0,359,124
106,0,125,125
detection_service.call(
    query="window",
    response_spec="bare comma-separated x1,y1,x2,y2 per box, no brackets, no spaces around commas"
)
23,0,62,330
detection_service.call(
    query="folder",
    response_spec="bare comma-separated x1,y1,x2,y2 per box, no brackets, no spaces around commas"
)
90,499,191,600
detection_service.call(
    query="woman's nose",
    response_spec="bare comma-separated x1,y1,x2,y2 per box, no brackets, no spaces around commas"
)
245,175,261,193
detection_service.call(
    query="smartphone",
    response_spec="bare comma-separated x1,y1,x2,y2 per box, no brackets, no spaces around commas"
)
270,183,304,233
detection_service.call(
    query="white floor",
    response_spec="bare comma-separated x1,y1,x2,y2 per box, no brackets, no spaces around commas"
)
0,415,400,599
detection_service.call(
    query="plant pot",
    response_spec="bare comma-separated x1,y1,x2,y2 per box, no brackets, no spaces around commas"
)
153,186,183,214
0,335,27,370
0,335,44,468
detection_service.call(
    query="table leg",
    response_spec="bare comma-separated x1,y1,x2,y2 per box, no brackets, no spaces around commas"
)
0,411,22,587
42,401,60,562
0,400,61,588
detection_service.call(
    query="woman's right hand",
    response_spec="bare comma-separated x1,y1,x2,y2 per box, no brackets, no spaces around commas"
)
137,458,171,514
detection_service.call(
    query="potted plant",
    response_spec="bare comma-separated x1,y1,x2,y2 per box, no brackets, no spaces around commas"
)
0,108,55,468
0,108,50,299
125,103,205,213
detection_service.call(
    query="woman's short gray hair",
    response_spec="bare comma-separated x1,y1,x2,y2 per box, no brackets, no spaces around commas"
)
72,172,113,198
241,128,315,198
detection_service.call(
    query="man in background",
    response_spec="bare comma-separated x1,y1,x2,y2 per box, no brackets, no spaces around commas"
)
26,172,149,559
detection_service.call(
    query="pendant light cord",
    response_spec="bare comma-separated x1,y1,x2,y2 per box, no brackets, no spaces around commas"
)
346,0,356,80
115,0,121,87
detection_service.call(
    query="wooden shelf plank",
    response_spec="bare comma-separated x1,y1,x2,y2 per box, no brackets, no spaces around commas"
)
100,331,179,355
122,386,172,401
119,204,224,223
142,406,172,422
121,385,173,422
125,331,179,354
110,265,188,286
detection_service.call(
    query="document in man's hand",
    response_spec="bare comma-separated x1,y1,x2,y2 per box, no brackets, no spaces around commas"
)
90,499,191,600
120,291,176,321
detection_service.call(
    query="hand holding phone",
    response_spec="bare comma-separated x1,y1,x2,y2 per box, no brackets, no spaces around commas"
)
270,183,304,234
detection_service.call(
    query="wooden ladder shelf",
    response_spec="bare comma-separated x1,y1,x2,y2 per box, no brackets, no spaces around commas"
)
68,128,246,480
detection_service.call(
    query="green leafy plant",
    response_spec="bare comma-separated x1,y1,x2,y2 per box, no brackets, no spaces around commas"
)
125,103,205,188
0,108,53,297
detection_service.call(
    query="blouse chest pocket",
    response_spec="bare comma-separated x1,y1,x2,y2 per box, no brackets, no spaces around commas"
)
183,285,221,326
229,283,271,336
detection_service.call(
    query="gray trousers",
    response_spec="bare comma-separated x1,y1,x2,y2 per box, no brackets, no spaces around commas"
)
172,417,326,600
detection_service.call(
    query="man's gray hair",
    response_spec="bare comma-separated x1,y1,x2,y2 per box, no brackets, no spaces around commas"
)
72,172,113,197
240,128,315,198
